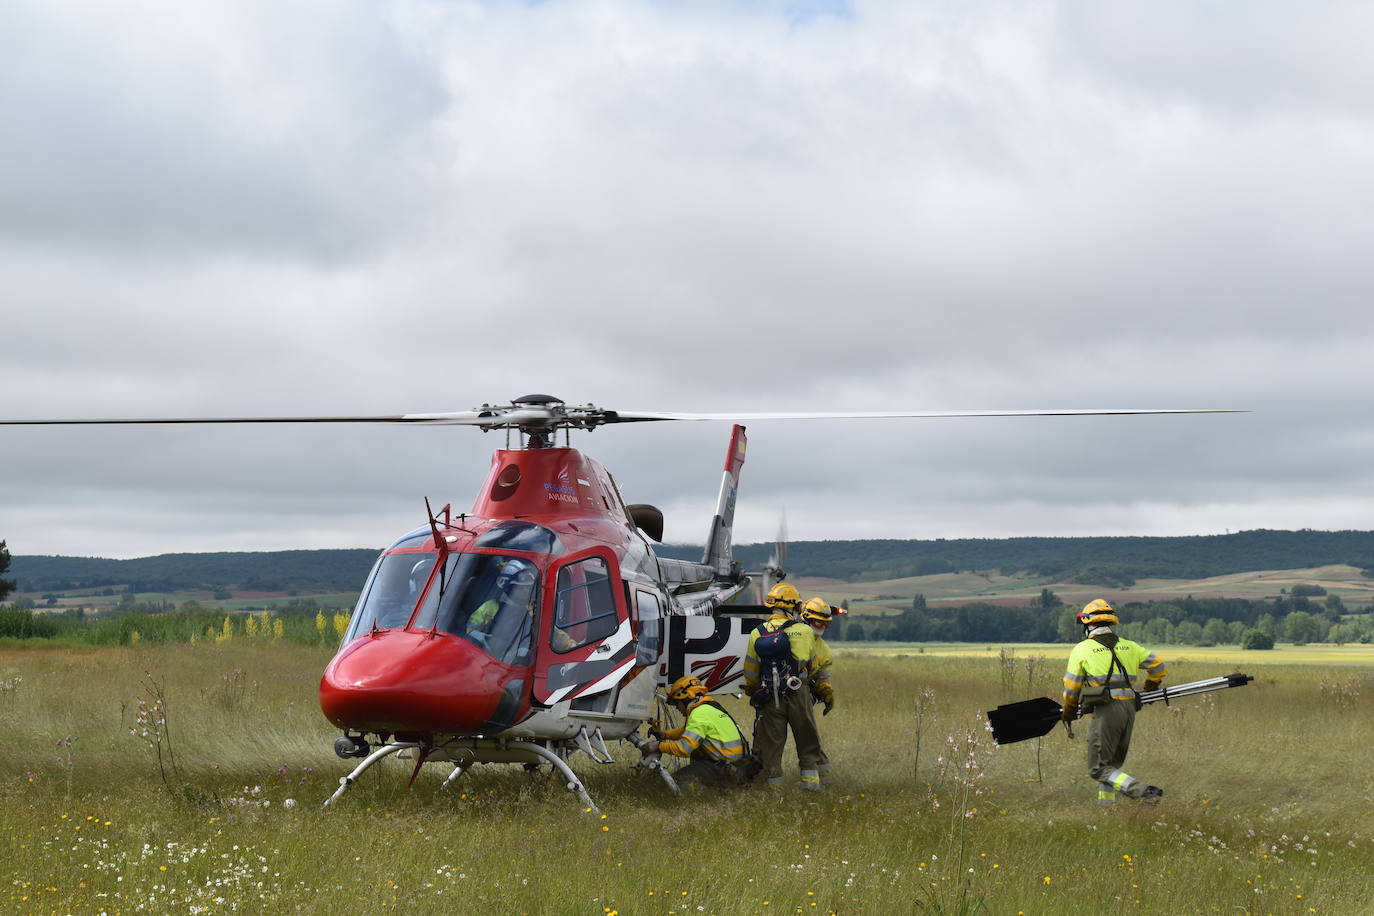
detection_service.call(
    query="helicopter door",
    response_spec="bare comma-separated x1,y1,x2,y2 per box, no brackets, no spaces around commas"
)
534,550,636,706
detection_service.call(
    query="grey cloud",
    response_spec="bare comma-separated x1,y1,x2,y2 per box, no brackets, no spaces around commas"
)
1052,2,1374,118
0,0,448,260
3,0,1373,556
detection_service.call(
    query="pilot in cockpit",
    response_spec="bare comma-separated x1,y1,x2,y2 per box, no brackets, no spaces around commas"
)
466,559,537,663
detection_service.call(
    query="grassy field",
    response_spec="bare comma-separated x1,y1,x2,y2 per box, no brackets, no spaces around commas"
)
3,641,1372,914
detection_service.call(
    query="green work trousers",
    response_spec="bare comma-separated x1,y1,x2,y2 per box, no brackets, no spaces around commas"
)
1086,699,1147,799
674,757,740,789
754,688,822,786
807,699,832,781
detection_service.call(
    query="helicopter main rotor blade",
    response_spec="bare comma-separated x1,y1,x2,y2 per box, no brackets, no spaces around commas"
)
0,412,492,426
0,403,1247,429
604,408,1246,422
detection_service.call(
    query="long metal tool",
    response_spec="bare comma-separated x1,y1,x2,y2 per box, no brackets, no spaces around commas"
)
987,673,1253,745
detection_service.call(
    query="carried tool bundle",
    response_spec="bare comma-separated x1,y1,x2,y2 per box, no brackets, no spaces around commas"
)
987,673,1254,745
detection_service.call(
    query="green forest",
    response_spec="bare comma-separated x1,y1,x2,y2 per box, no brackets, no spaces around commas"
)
8,548,380,594
825,590,1359,648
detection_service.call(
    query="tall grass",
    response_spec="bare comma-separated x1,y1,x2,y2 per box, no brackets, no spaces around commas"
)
2,642,1371,913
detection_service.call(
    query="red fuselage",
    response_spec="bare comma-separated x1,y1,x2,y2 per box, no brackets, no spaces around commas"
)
319,447,640,739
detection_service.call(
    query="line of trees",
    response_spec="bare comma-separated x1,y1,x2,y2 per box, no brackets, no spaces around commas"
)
830,590,1369,647
0,541,14,604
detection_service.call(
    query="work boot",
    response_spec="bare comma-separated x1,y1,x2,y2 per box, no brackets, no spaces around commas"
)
1141,785,1163,805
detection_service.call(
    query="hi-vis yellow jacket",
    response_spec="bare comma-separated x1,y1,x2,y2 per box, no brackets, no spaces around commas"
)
657,697,746,764
1062,636,1167,713
742,614,816,693
810,634,833,695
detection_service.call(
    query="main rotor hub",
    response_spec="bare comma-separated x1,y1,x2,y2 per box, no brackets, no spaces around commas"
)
475,395,619,445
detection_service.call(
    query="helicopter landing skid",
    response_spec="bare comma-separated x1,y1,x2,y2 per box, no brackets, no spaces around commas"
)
637,756,681,795
323,741,422,808
323,738,603,815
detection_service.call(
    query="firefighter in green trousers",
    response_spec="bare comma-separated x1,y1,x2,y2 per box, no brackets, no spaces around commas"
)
1061,599,1167,806
744,583,824,790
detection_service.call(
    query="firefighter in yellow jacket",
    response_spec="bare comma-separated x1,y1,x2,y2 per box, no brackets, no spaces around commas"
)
645,676,747,787
1062,599,1167,805
744,583,824,790
799,597,838,783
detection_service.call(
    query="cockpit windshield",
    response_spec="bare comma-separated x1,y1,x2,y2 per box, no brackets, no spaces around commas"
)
341,552,438,644
411,553,540,666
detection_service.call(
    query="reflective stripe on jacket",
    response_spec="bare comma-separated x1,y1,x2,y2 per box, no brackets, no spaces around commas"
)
743,615,816,692
1062,636,1166,709
657,698,746,764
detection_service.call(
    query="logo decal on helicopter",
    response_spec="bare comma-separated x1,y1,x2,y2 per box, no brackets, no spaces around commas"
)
690,655,743,691
544,473,576,496
544,472,579,503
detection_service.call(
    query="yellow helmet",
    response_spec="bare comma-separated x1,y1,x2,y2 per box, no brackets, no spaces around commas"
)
667,675,707,703
1077,598,1119,628
764,582,801,611
800,597,833,626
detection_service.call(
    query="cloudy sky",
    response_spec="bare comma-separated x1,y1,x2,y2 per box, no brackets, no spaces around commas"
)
3,0,1373,560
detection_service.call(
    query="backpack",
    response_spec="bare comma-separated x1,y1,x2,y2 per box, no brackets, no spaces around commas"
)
752,622,802,706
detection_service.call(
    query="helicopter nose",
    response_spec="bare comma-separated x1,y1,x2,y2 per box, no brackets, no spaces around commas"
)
319,629,528,735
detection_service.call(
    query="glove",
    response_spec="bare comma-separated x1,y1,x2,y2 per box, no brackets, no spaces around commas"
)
813,682,835,716
648,725,665,740
1143,679,1163,693
639,740,661,758
749,687,769,709
1060,705,1077,723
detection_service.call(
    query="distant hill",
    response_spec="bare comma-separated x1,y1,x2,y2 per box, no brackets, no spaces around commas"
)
13,529,1374,595
657,529,1374,584
10,550,381,594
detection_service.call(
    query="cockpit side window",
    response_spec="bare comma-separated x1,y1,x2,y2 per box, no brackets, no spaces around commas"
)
633,590,664,666
552,556,618,652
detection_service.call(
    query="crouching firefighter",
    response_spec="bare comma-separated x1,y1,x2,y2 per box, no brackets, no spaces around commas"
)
642,676,754,789
1062,599,1167,806
744,583,825,790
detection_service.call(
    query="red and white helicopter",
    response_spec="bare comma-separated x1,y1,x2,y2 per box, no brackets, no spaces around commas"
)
2,395,1239,811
